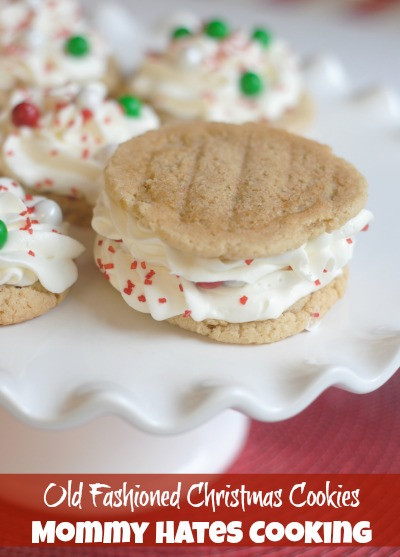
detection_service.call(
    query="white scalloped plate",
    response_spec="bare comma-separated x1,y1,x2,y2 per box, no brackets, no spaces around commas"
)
0,56,399,434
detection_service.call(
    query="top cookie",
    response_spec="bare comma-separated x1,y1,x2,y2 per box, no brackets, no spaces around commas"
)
104,122,367,259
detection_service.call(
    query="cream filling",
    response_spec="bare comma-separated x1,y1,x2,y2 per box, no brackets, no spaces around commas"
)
92,191,372,323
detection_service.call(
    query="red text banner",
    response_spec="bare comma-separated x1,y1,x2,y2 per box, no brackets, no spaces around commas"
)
0,474,399,547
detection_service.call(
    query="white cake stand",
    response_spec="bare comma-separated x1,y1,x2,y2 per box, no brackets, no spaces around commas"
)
0,57,399,474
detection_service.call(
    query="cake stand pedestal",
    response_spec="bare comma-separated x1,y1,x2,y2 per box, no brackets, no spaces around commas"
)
0,406,249,473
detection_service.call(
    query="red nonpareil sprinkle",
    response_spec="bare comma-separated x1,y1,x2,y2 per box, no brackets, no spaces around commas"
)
81,108,93,124
140,261,146,269
158,298,167,304
362,224,369,232
239,295,248,305
138,294,146,302
323,269,328,273
81,148,90,159
103,263,114,270
97,239,103,246
183,310,191,318
108,245,115,253
145,270,155,280
28,250,35,256
179,283,184,292
314,279,321,286
130,261,138,270
311,312,320,318
144,279,152,285
123,280,135,295
245,259,253,266
346,238,353,244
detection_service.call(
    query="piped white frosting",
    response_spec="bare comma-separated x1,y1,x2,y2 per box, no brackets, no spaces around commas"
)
0,177,84,292
92,190,373,323
0,83,159,203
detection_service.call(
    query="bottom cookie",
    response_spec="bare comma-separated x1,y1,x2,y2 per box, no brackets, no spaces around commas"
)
0,282,68,326
167,269,348,345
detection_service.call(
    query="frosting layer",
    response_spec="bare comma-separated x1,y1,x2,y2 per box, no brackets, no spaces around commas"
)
92,191,372,323
0,177,84,292
131,19,302,123
0,83,159,203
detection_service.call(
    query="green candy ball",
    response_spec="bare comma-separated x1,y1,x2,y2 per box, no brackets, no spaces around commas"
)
240,72,264,96
0,219,8,249
118,95,142,117
252,28,273,48
204,19,230,40
65,35,90,57
172,27,192,40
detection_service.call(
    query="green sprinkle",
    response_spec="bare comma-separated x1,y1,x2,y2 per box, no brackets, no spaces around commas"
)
65,35,90,57
204,19,230,40
240,71,264,96
252,28,273,48
0,220,8,249
172,27,192,40
118,95,142,117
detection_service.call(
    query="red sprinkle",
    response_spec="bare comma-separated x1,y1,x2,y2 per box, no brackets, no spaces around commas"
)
346,238,353,244
97,239,103,246
178,283,184,292
138,295,146,302
145,270,155,280
103,263,114,270
96,258,103,269
311,312,320,318
81,108,93,124
81,148,90,159
25,194,33,201
50,149,59,156
130,261,138,270
103,272,110,281
314,279,321,286
28,250,35,256
239,295,248,305
144,279,152,285
183,310,191,318
362,224,369,232
141,261,146,269
158,298,167,304
323,269,328,273
108,245,115,253
245,259,254,266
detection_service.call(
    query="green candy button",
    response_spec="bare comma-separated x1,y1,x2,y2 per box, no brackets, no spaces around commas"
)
172,27,192,39
240,72,264,96
118,95,142,117
65,35,90,57
252,28,273,48
0,220,8,249
204,19,230,40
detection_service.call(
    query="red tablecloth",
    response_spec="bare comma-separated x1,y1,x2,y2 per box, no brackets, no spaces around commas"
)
1,369,398,556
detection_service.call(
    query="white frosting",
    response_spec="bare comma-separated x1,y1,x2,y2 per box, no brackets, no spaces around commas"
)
131,21,303,123
0,83,159,203
0,0,111,94
0,177,84,292
92,191,373,323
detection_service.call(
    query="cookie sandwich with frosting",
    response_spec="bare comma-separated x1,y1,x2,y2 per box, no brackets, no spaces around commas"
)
0,177,84,325
92,122,372,344
0,82,159,225
129,17,312,130
0,0,120,106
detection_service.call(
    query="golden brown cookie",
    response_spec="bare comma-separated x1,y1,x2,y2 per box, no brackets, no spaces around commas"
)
0,282,68,326
168,269,348,344
105,122,367,259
